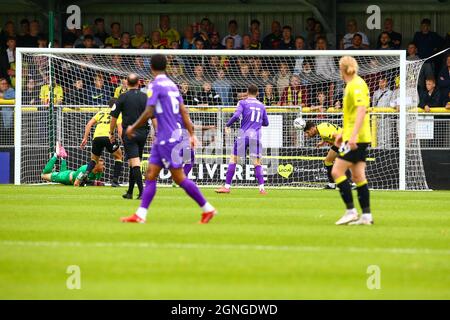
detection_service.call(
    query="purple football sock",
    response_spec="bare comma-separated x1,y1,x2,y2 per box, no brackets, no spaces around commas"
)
179,178,207,207
225,163,236,185
183,163,193,176
255,165,264,185
139,180,157,209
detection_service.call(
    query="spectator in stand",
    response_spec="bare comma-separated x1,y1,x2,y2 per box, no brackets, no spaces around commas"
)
206,55,221,78
192,65,205,93
303,17,316,49
419,77,441,112
65,79,85,105
262,83,278,106
389,76,400,111
0,78,15,141
94,18,109,44
279,74,308,107
407,42,420,61
297,59,314,86
37,36,48,48
63,27,78,47
194,82,221,106
16,19,37,47
0,36,16,85
241,34,252,50
209,32,224,49
273,62,291,95
39,74,63,105
194,18,211,48
23,78,39,105
279,26,295,50
0,21,16,48
119,32,134,49
437,55,450,106
75,34,97,48
341,19,370,49
194,38,205,50
88,73,111,105
377,32,393,50
260,69,271,86
180,81,195,106
314,36,337,108
213,68,232,106
250,29,262,50
150,31,165,49
262,21,282,49
158,15,180,47
0,78,15,99
250,19,260,34
413,18,444,59
221,20,242,49
372,76,393,107
74,25,103,48
293,36,306,75
30,20,45,40
170,40,180,49
180,25,195,49
376,18,402,49
311,21,326,49
224,36,235,50
310,90,327,114
131,23,148,48
114,77,128,98
104,22,121,48
347,33,364,50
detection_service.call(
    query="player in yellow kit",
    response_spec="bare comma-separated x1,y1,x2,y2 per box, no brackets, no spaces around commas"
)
80,98,124,187
304,121,354,189
332,56,373,226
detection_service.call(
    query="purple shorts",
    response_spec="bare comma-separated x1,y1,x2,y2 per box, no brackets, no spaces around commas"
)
150,141,184,169
233,135,262,159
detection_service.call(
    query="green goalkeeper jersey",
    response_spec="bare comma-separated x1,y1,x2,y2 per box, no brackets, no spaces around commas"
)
51,164,103,185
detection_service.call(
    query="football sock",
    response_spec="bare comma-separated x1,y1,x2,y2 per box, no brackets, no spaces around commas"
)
132,166,143,195
113,160,123,183
42,155,58,174
60,158,68,172
183,163,193,177
255,165,265,188
335,176,354,210
86,159,97,175
324,161,334,183
127,167,135,195
225,163,236,189
356,180,371,214
136,180,157,220
345,169,352,181
179,178,210,210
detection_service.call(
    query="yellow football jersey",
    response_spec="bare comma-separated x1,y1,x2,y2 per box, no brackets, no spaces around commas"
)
316,122,342,144
93,109,122,139
114,85,127,98
342,75,371,143
39,85,63,104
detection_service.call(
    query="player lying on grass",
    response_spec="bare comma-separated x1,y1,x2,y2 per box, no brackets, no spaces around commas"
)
79,98,123,187
303,121,355,189
333,56,373,226
216,84,269,194
120,54,217,224
41,142,105,186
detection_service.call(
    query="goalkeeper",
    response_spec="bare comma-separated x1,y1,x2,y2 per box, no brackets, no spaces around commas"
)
79,98,123,187
303,121,354,189
41,142,105,186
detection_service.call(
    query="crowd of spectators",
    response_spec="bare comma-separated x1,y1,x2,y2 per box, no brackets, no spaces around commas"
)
0,15,449,113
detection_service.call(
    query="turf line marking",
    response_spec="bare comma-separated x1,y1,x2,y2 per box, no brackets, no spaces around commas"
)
1,240,449,256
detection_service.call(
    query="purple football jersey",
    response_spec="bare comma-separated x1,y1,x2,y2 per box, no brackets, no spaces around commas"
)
147,74,184,143
226,97,269,135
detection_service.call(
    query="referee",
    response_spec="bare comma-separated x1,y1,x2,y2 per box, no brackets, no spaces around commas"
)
110,73,148,199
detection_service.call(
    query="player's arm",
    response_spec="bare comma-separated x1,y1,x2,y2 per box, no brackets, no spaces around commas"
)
225,102,243,134
81,117,97,149
262,108,269,127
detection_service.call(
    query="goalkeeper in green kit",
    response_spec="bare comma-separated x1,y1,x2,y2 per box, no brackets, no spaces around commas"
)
41,141,105,186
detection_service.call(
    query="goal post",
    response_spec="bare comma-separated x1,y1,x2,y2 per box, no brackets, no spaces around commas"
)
14,47,428,190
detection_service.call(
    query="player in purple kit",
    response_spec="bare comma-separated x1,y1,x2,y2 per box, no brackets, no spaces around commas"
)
216,84,269,194
121,54,217,224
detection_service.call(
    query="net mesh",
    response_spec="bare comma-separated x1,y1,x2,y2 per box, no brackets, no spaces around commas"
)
17,49,428,189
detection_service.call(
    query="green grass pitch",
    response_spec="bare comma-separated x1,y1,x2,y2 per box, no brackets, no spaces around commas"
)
0,185,449,299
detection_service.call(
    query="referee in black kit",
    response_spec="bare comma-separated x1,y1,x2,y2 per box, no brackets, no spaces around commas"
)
110,73,149,200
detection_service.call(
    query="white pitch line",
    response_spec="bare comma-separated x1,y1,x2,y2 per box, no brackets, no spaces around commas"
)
0,240,449,256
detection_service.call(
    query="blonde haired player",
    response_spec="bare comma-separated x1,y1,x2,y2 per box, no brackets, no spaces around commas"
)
332,56,373,225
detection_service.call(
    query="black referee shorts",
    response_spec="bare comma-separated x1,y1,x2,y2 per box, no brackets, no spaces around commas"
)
337,143,369,164
92,136,119,157
123,131,148,160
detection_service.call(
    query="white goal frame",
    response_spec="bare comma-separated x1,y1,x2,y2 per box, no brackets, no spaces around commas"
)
14,48,408,189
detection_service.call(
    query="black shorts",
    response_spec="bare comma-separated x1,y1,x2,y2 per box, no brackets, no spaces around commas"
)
92,137,119,157
337,143,369,164
330,145,339,153
123,131,148,160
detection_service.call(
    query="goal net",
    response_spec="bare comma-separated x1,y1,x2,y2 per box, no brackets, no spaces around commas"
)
15,48,428,190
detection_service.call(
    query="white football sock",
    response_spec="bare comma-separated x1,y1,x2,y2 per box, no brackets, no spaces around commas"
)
346,208,357,215
362,213,372,220
136,207,148,220
259,184,265,191
224,184,231,190
201,202,215,213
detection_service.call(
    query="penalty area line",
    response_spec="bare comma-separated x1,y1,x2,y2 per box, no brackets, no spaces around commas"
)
0,240,449,256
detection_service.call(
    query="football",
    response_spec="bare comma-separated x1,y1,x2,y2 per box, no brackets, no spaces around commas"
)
293,117,306,130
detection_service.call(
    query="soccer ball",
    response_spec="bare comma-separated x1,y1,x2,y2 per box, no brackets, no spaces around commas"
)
293,117,306,131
